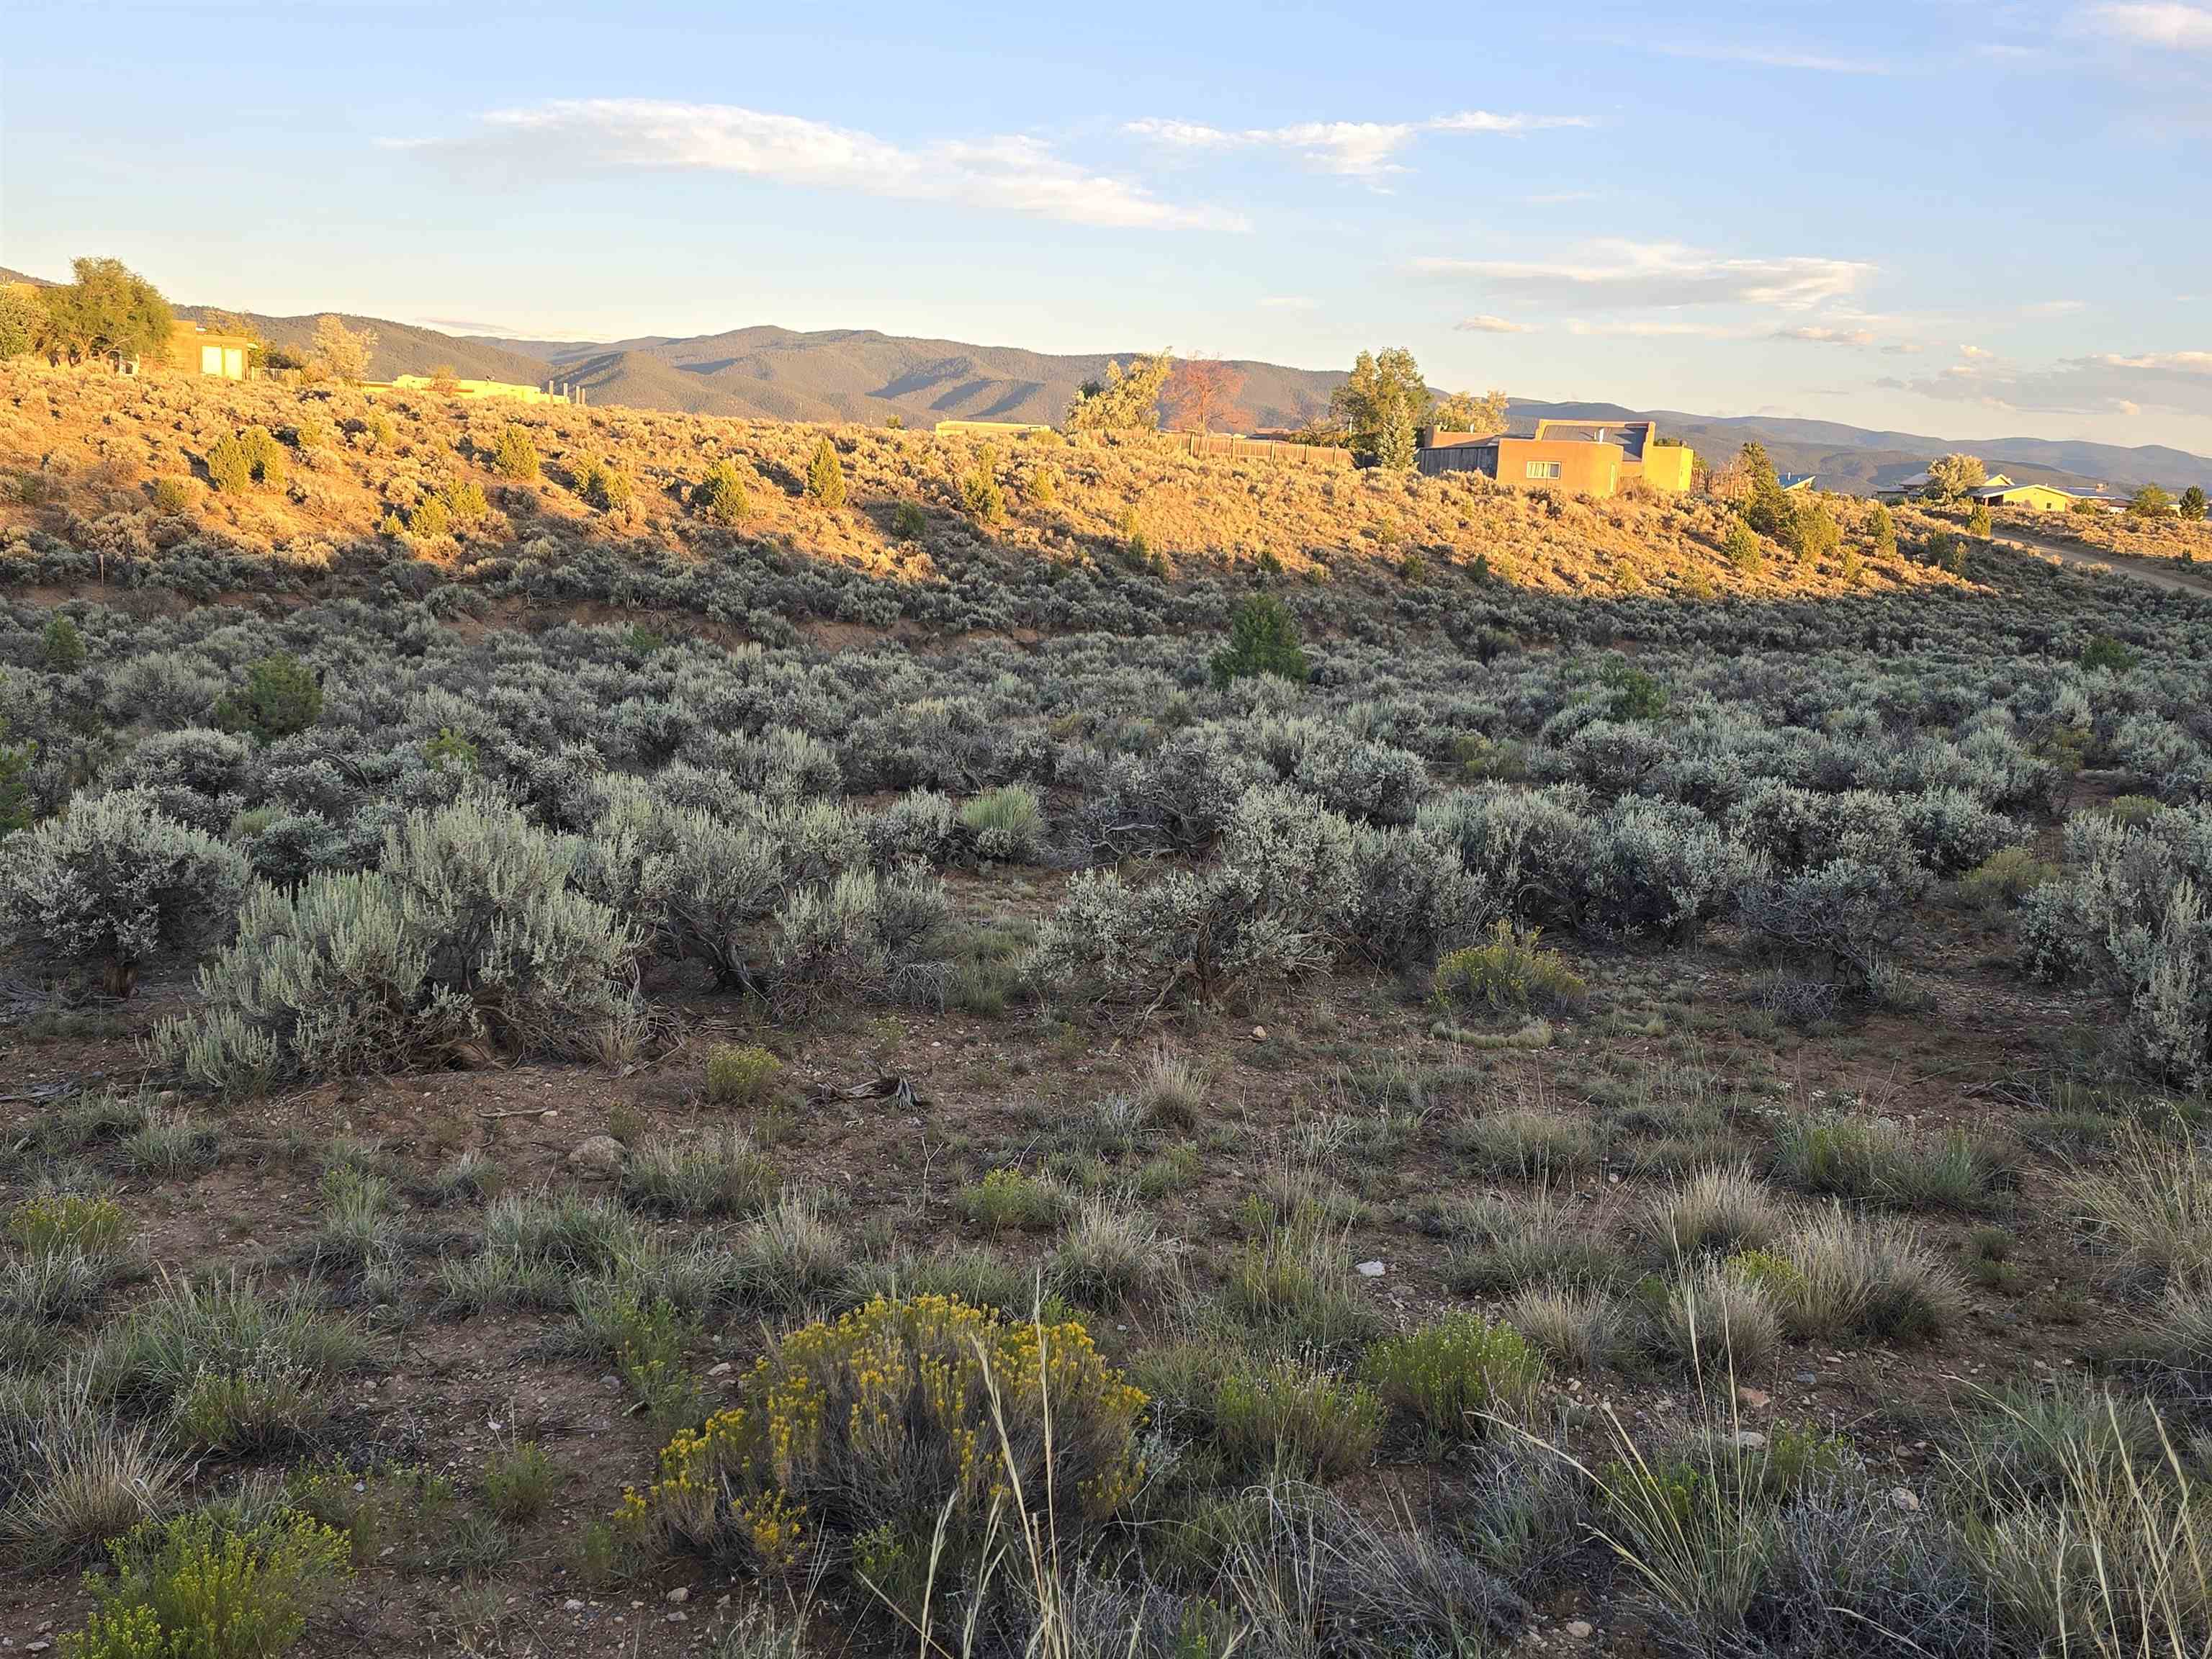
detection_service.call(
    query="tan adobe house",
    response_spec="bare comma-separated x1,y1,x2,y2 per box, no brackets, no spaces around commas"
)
169,321,256,379
1415,417,1695,496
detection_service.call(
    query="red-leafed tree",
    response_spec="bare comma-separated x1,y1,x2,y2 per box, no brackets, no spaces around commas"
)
1163,356,1251,435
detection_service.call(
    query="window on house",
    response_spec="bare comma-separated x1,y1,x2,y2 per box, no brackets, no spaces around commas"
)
1525,460,1562,480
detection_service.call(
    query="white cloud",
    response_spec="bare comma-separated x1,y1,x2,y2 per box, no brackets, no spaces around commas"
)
416,99,1245,230
1259,295,1318,311
2085,3,2212,48
1775,325,1876,345
1412,240,1874,310
1960,344,1995,358
1883,349,2212,418
2020,299,2087,316
1456,314,1533,333
1563,318,1748,338
1125,109,1588,179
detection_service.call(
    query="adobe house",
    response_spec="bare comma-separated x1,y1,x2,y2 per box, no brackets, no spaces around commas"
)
1415,417,1695,496
168,321,257,379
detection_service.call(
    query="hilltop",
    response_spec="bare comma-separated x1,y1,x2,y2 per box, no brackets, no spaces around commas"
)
12,261,2200,495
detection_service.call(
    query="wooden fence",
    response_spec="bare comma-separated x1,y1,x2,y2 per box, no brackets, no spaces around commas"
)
1160,432,1354,469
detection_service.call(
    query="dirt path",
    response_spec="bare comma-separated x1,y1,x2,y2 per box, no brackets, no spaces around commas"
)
1992,523,2212,598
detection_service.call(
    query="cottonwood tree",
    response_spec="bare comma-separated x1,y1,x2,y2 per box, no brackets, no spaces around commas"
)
1330,349,1430,469
1163,356,1250,434
2128,484,2172,517
36,257,173,366
1432,387,1511,434
1923,453,1987,503
0,285,47,359
1066,351,1174,433
307,315,378,385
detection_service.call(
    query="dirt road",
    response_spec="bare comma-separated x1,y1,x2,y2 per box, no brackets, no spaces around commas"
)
1992,524,2212,598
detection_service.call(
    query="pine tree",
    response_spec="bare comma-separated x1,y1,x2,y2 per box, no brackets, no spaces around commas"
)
490,424,540,482
805,437,847,509
1208,595,1308,689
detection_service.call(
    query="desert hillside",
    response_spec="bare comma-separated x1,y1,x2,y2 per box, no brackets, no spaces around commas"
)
2,363,2211,1659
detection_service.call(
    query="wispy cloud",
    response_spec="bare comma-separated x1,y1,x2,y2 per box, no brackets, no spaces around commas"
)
1413,240,1874,310
1259,295,1318,311
1642,40,1899,73
1456,315,1533,333
407,99,1246,230
1125,109,1588,179
1881,349,2212,418
1522,189,1601,204
416,315,521,336
1773,325,1876,345
2085,2,2212,48
2020,299,2087,316
1563,318,1748,338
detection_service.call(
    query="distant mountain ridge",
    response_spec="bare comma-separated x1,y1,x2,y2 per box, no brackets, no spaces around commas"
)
4,266,2200,494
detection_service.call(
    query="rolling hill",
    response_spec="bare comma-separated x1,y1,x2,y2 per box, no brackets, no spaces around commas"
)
6,264,2203,493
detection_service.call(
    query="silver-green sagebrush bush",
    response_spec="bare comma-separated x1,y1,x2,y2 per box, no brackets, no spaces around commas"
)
2021,803,2212,1087
150,791,642,1091
0,791,248,997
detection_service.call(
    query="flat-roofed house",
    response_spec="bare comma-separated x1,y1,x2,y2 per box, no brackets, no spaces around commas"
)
169,321,256,379
1416,416,1694,496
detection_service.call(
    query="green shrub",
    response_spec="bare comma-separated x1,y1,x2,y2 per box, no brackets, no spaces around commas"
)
705,1043,782,1108
1959,846,2056,909
1209,594,1308,689
1027,464,1060,507
1722,520,1763,573
204,427,284,495
958,451,1005,523
150,792,644,1089
692,459,751,525
1225,1202,1377,1351
958,783,1045,862
956,1167,1069,1233
575,456,633,512
804,436,846,508
1213,1358,1381,1480
0,792,249,998
150,476,195,513
1431,922,1587,1015
890,500,926,539
2080,633,2137,673
408,493,450,538
479,1440,559,1525
212,652,323,743
9,1191,129,1260
43,615,87,673
442,478,489,528
1362,1311,1542,1447
64,1508,351,1659
621,1295,1145,1575
490,423,539,480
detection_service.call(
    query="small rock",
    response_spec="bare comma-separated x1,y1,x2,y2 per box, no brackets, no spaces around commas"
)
1736,1386,1771,1409
666,1588,690,1605
1794,1372,1818,1385
566,1135,626,1179
1891,1487,1920,1512
1566,1619,1594,1639
1357,1260,1386,1278
1251,1025,1267,1040
667,1611,688,1624
706,1362,733,1378
563,1599,585,1611
1729,1430,1766,1450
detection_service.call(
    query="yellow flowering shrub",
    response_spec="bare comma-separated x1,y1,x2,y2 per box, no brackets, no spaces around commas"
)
624,1293,1146,1570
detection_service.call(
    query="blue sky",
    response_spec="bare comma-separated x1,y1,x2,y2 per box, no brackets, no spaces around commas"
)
6,0,2209,450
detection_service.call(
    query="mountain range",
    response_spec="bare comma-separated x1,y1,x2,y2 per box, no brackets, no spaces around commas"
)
7,267,2202,495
